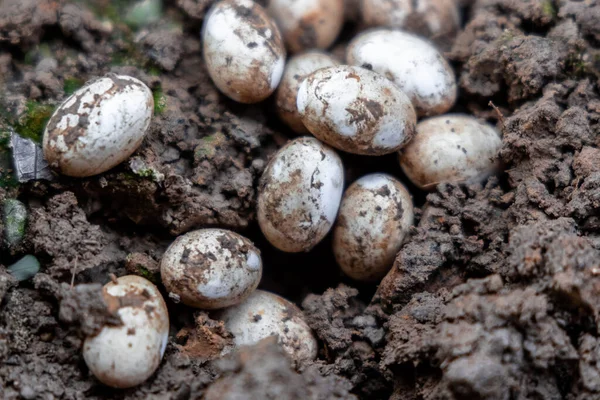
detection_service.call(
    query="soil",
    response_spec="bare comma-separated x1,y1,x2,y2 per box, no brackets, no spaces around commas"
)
1,0,600,399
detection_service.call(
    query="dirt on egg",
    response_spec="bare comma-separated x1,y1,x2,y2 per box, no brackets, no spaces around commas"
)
1,0,600,399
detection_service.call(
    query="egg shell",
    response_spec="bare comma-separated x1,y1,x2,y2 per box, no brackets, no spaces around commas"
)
258,136,344,252
266,0,344,53
333,173,414,282
399,114,502,190
217,290,317,364
346,29,457,117
360,0,460,39
202,0,286,103
83,275,169,389
275,51,339,134
43,74,153,177
297,65,417,155
160,228,262,309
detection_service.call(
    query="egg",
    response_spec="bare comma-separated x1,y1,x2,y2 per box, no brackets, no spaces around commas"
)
333,173,414,282
346,29,457,117
399,114,502,190
83,275,169,388
202,0,286,103
266,0,344,53
160,228,262,309
258,137,344,252
360,0,460,39
43,74,153,177
275,51,338,134
217,290,317,364
297,65,416,155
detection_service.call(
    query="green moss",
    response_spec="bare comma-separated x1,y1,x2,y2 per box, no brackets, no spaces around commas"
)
194,132,226,161
566,52,588,78
542,0,557,19
3,199,27,246
152,87,167,115
63,77,84,96
14,101,55,143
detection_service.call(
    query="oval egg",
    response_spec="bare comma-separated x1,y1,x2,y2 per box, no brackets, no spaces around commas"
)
83,275,169,389
160,228,262,309
346,29,457,117
217,290,317,364
360,0,460,40
266,0,344,53
275,51,338,134
258,136,344,252
297,65,417,155
399,114,503,190
43,74,153,177
202,0,286,103
333,173,414,282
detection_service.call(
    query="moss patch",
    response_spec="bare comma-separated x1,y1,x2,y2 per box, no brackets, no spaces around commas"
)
63,77,84,96
542,1,557,19
152,87,167,115
14,101,55,143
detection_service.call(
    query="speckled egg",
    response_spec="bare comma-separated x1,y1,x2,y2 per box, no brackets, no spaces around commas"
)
258,136,344,252
43,74,153,177
333,173,414,282
217,290,317,364
399,114,502,190
360,0,460,39
346,29,457,117
83,275,169,389
202,0,286,103
160,229,262,309
275,51,338,134
266,0,344,53
297,65,417,155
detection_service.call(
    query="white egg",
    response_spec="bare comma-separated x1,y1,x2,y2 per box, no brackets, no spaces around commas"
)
43,74,153,177
83,275,169,389
360,0,460,39
217,290,317,364
160,228,262,309
346,29,457,117
258,136,344,252
275,51,339,134
297,65,417,155
333,173,414,282
202,0,286,103
399,114,502,190
266,0,344,53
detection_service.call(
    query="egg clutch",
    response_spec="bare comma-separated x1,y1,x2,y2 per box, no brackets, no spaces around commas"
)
39,0,503,389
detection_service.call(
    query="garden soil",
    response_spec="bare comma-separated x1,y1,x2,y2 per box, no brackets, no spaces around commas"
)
1,0,600,399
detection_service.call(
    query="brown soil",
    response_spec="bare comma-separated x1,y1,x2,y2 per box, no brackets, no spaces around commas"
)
1,0,600,398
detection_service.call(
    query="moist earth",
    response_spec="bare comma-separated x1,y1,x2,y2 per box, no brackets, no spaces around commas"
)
1,0,600,399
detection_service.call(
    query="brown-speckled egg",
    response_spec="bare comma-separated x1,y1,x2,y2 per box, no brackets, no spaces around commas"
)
297,65,417,155
333,173,414,282
43,74,153,177
399,114,502,190
202,0,286,103
160,228,262,309
83,275,169,388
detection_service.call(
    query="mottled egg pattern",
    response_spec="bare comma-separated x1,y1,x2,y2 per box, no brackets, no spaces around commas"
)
297,65,417,155
258,137,344,253
161,229,262,309
360,0,460,39
333,173,414,282
275,51,339,134
267,0,345,53
43,74,153,177
83,276,169,389
399,114,503,190
218,290,317,364
202,0,286,103
347,29,457,117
